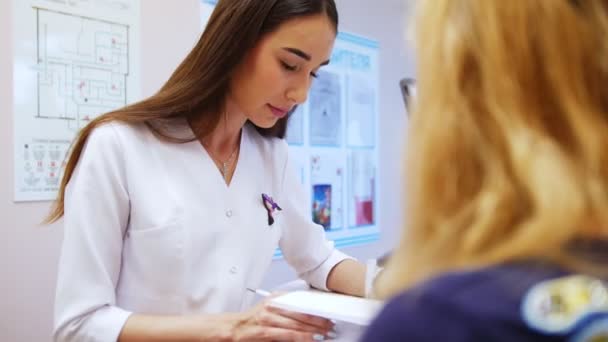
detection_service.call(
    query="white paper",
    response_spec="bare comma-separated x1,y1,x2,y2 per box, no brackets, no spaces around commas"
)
269,290,383,326
13,0,141,201
268,281,369,340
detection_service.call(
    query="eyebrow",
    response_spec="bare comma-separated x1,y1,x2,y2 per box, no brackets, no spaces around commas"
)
282,47,330,66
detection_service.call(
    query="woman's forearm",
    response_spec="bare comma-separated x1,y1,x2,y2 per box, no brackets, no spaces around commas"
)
326,259,366,297
118,312,243,342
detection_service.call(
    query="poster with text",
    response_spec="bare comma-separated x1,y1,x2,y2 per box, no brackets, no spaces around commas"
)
309,71,342,147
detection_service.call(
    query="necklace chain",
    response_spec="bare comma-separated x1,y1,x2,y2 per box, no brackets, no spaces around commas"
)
205,143,239,180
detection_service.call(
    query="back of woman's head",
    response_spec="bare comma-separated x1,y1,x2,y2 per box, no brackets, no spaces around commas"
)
378,0,608,297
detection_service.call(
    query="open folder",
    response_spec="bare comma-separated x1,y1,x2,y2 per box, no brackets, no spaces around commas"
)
268,290,384,326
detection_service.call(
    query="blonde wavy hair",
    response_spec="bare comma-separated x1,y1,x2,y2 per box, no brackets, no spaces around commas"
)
377,0,608,298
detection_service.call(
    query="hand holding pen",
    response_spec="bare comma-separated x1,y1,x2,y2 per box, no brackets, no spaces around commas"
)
247,287,272,298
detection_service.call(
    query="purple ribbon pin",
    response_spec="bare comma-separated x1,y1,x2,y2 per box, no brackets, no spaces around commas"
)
262,193,282,226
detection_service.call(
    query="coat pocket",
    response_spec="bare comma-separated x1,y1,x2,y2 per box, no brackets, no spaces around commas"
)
122,221,186,297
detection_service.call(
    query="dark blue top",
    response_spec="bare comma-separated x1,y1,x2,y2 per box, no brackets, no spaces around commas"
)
360,260,608,342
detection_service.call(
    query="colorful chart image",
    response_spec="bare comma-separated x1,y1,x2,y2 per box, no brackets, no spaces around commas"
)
312,184,332,230
310,153,344,230
354,195,374,226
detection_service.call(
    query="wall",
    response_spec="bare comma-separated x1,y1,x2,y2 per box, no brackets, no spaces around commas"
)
0,0,414,340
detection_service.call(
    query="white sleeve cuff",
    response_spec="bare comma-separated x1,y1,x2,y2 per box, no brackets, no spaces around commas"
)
299,248,356,291
55,306,132,342
94,306,133,342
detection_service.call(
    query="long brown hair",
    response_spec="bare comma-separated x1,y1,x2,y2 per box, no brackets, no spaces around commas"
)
377,0,608,297
45,0,338,223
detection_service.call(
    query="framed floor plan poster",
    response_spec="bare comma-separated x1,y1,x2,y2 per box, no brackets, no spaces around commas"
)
198,4,381,256
13,0,141,201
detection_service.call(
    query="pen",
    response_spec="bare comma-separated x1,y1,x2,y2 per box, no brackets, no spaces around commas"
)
246,287,271,297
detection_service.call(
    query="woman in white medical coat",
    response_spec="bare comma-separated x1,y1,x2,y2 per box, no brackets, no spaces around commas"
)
46,0,369,341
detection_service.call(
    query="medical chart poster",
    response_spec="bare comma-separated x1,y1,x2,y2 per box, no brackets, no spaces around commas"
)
13,0,141,202
284,31,381,252
309,70,342,147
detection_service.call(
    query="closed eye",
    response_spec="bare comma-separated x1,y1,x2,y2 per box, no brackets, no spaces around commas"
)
281,61,319,78
281,61,297,71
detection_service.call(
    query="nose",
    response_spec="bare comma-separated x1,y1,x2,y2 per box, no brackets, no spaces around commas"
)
286,76,311,104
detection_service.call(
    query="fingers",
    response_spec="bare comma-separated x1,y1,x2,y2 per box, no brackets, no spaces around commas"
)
255,307,328,335
239,299,337,341
266,305,334,332
245,325,329,341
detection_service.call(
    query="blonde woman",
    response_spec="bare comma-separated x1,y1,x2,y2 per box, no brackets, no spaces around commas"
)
362,1,608,341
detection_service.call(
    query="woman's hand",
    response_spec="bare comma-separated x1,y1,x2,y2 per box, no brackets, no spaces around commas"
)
230,296,335,341
117,295,335,342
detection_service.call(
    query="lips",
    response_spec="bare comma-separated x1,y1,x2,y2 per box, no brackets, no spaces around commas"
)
268,104,289,118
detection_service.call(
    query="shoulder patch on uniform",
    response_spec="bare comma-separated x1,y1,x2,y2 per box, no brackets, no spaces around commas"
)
570,316,608,342
522,275,608,334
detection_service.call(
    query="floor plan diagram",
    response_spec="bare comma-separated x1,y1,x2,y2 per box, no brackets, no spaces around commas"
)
36,8,129,130
13,0,140,201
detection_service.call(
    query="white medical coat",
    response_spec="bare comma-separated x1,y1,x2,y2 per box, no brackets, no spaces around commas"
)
54,122,352,341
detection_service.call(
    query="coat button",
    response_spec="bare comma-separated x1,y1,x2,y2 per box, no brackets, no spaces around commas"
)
226,210,233,218
229,266,238,274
